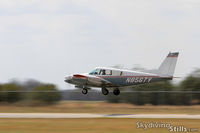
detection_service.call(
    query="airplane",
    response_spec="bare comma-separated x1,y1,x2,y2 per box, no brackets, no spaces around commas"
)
65,52,179,96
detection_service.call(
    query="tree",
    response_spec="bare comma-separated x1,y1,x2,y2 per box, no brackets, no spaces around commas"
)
30,84,61,104
107,81,176,105
0,84,23,103
180,76,200,104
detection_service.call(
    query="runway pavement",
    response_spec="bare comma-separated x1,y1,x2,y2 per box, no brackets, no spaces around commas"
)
0,113,200,119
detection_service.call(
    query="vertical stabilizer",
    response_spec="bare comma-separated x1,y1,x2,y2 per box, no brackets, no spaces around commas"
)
158,52,179,76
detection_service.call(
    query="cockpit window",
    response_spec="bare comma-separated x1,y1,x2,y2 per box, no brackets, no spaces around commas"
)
89,69,100,75
99,69,106,75
89,69,112,75
99,69,112,75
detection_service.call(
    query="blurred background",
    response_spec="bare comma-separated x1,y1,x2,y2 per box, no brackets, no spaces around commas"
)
0,0,199,106
0,1,200,132
0,68,200,106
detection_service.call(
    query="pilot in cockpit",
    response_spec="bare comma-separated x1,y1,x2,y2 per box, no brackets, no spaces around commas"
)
102,70,106,75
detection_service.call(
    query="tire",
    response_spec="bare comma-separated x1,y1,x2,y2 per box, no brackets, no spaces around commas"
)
102,88,109,95
113,89,120,96
82,89,88,94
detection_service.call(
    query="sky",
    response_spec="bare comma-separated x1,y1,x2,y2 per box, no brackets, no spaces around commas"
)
0,0,200,89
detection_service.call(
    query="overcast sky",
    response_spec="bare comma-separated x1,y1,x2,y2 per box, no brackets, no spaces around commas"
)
0,0,200,89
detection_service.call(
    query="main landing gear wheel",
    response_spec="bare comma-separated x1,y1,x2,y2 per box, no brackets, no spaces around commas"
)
102,88,109,95
113,89,120,96
82,88,88,94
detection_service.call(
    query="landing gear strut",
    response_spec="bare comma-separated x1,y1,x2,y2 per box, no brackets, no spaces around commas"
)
113,88,120,96
82,88,88,94
102,87,109,95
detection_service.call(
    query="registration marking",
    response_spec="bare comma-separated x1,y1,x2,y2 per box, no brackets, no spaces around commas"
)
126,77,152,83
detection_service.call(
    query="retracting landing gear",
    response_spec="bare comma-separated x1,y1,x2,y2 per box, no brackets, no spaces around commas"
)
113,88,120,96
82,88,88,94
102,87,109,95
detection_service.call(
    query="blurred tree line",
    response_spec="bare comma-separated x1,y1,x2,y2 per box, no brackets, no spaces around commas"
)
107,69,200,105
0,79,61,105
1,68,200,106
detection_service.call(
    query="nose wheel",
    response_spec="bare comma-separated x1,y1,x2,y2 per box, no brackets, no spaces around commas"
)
113,88,120,96
82,88,88,94
102,87,109,95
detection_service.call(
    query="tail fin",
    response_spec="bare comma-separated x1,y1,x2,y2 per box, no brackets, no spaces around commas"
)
158,52,179,76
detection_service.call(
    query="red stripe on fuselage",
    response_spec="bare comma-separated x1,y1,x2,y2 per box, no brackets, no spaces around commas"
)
73,74,87,78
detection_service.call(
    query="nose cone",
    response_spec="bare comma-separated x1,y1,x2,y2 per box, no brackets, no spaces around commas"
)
65,76,73,83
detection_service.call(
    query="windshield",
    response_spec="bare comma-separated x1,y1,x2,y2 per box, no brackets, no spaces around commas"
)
89,69,99,75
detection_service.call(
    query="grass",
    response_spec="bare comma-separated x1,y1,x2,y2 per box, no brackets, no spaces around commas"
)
0,101,200,114
0,118,199,133
0,101,199,133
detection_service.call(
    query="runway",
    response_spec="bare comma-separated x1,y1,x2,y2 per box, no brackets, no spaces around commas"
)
0,113,200,119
